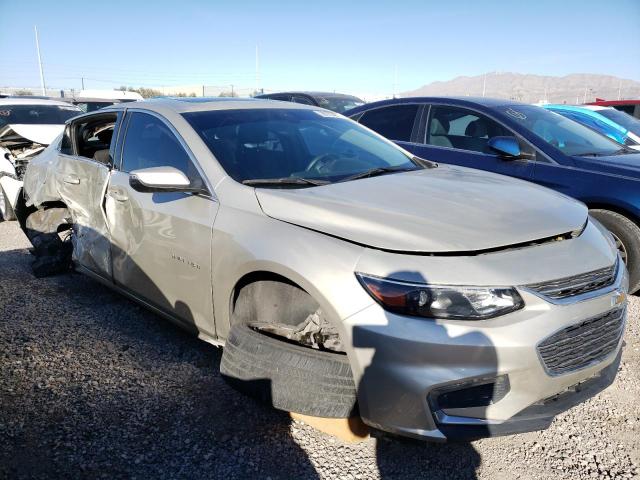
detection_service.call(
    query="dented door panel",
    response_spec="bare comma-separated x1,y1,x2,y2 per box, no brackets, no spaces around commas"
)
106,170,218,336
55,156,112,278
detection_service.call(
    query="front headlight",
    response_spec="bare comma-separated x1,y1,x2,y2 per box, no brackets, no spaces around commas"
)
356,273,524,320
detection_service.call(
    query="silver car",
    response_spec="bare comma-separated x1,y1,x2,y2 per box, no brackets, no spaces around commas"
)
21,98,628,441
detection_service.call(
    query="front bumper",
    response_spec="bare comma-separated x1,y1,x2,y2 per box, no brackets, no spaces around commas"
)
343,261,627,442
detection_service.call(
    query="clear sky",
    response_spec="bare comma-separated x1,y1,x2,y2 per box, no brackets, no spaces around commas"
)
1,0,639,96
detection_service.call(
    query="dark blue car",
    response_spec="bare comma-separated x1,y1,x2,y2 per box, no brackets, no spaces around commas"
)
346,97,640,292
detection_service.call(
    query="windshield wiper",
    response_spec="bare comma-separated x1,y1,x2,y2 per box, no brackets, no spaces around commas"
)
341,165,419,182
578,151,615,157
242,177,329,187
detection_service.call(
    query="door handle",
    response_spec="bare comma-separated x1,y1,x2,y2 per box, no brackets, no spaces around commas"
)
108,188,128,202
62,174,80,185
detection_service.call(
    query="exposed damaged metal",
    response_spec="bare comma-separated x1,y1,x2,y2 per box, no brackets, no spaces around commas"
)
251,309,344,352
23,207,74,278
0,99,82,221
0,138,45,181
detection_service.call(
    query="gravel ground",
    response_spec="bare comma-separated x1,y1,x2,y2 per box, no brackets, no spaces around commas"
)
1,220,639,480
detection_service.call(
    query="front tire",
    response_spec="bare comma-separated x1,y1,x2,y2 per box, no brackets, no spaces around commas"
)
590,209,640,294
221,322,357,418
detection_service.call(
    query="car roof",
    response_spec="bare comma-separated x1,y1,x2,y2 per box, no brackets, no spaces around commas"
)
0,98,79,107
345,96,527,115
101,97,325,115
67,97,124,103
258,91,362,99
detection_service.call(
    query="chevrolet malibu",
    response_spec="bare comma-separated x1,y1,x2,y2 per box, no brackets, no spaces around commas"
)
21,98,627,441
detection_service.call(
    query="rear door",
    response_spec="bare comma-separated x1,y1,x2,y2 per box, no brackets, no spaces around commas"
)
106,110,219,334
411,104,535,180
356,103,422,150
55,111,121,278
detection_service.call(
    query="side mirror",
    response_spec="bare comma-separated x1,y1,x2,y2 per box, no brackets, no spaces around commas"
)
487,136,521,158
129,166,204,193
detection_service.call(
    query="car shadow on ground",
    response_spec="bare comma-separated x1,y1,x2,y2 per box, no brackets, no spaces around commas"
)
1,245,484,479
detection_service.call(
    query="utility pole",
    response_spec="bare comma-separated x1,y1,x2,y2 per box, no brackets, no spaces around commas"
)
393,64,398,98
81,77,85,90
34,26,46,95
618,81,622,100
482,73,487,97
231,84,235,97
255,44,260,95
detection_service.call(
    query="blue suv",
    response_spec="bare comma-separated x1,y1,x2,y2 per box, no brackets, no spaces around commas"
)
346,97,640,292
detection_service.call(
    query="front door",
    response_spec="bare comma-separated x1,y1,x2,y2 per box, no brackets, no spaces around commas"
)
105,111,219,335
410,104,535,181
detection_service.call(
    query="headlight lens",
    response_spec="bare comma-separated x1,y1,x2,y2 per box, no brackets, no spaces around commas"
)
356,274,524,320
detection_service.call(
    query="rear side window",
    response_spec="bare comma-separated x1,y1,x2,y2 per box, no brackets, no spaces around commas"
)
72,113,119,165
358,104,418,142
120,112,194,178
291,95,315,105
426,105,510,153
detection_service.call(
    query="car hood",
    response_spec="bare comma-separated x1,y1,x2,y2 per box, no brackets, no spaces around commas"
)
0,124,65,145
255,165,588,253
572,152,640,175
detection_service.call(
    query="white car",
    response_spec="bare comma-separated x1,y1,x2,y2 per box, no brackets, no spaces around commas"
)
0,98,82,220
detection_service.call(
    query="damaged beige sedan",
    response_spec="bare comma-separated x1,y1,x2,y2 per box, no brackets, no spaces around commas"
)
21,98,627,441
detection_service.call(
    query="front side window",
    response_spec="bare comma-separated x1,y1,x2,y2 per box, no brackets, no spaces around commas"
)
426,105,511,153
183,108,421,185
504,105,625,157
121,112,196,178
0,104,81,127
358,104,418,142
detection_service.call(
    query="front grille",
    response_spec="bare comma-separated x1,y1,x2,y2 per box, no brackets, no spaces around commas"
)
537,308,625,376
526,262,617,300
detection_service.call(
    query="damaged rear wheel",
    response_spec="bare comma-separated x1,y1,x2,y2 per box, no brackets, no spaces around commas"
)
24,207,73,277
220,276,357,418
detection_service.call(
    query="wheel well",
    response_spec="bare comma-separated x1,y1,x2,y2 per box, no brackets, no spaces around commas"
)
231,271,320,327
586,203,640,228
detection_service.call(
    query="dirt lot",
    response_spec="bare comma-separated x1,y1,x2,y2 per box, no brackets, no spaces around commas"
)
1,220,639,480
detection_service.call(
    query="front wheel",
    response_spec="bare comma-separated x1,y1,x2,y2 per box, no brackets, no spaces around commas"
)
590,209,640,294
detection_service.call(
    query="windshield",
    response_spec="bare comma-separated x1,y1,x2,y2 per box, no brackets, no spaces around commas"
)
0,104,81,128
503,105,624,156
183,108,420,186
596,108,640,137
315,96,365,114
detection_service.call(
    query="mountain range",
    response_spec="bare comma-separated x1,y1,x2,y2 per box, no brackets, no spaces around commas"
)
402,73,640,104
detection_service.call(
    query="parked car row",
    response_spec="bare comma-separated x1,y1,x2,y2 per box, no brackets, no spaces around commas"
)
345,96,640,294
11,95,629,443
255,91,365,113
